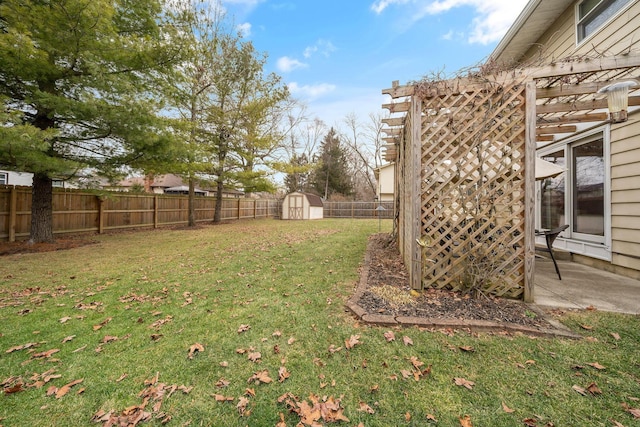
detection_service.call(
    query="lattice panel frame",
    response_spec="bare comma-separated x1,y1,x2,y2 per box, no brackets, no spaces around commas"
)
417,77,528,297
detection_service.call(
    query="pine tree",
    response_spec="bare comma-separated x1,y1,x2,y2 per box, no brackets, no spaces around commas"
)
0,0,184,242
311,128,353,199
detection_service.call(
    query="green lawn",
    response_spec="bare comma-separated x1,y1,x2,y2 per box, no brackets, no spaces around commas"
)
1,219,639,426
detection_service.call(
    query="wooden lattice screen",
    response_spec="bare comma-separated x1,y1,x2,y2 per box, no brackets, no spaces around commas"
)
417,76,529,298
384,74,532,299
383,54,640,302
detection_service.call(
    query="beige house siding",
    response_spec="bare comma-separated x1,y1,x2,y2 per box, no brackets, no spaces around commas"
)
611,112,640,271
522,1,640,62
511,0,640,275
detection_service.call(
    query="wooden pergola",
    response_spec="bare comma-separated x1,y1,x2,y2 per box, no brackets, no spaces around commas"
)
381,54,640,302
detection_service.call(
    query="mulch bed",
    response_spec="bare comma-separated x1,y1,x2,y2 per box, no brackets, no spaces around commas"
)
351,233,576,336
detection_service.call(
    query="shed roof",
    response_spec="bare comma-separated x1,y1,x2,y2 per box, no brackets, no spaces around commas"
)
304,193,323,207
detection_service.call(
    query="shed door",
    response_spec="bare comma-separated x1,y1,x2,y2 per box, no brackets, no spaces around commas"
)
288,195,304,219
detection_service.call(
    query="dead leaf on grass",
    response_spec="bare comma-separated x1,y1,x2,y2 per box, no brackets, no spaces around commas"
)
454,377,475,390
116,374,128,383
213,394,234,402
403,336,413,346
611,332,621,341
93,317,112,331
6,342,38,353
3,383,24,394
459,415,473,426
587,362,606,370
59,316,72,323
383,331,395,342
236,396,250,416
55,378,83,399
586,382,602,395
572,385,587,396
32,349,60,359
247,352,261,362
247,370,272,385
328,344,342,354
278,366,290,383
351,401,373,415
345,335,361,349
622,402,640,419
187,343,204,359
459,346,475,352
237,324,251,333
215,378,230,388
287,337,296,345
62,335,75,343
502,402,515,413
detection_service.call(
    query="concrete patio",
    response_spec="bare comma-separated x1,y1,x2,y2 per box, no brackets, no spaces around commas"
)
534,258,640,315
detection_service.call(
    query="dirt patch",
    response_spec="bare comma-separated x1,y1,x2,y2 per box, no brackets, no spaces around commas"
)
351,233,574,336
0,238,97,256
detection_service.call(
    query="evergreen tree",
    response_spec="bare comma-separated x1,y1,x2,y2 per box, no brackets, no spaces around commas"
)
283,153,312,193
0,0,184,242
311,128,353,199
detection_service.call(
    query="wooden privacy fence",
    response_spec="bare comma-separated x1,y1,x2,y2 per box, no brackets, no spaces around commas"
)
0,186,280,241
323,201,394,219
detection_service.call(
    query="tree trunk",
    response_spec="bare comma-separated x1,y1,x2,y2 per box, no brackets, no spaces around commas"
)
213,179,223,223
188,177,196,227
30,173,54,243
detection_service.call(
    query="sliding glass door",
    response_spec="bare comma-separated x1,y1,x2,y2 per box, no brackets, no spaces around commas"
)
538,131,607,245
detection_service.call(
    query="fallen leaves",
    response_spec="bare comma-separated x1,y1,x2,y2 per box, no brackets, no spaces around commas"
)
345,334,361,349
572,382,602,396
278,393,350,425
247,370,272,385
454,377,475,390
187,343,204,359
52,378,84,399
92,374,192,426
237,324,251,333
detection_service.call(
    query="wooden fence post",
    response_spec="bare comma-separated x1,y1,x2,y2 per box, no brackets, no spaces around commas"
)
237,199,241,219
98,196,105,234
8,187,17,242
524,81,536,303
154,195,159,229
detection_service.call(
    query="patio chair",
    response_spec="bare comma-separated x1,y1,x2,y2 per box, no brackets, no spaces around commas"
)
536,224,569,280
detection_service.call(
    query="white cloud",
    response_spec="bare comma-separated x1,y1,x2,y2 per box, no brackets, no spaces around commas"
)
287,82,336,99
370,0,410,14
370,0,527,45
236,22,252,37
276,56,308,73
303,39,337,59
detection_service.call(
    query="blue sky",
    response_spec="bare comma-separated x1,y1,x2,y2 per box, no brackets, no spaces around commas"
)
220,0,529,128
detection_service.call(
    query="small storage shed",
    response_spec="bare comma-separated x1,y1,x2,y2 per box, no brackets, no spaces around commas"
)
282,192,323,220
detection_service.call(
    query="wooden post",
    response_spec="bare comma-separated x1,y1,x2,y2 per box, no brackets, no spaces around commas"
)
524,81,537,303
409,95,423,290
8,187,17,242
237,198,241,219
98,196,105,234
154,195,159,229
253,200,257,218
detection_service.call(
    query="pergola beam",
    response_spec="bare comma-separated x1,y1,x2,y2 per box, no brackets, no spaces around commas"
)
536,112,609,125
536,95,640,114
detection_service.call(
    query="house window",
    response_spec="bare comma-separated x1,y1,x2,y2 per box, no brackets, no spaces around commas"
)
577,0,632,43
538,130,608,245
0,172,7,185
540,150,565,230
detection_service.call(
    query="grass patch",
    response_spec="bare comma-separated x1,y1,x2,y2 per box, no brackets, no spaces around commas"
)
0,219,639,426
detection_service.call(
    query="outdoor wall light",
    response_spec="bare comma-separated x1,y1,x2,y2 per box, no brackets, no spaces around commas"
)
598,80,638,123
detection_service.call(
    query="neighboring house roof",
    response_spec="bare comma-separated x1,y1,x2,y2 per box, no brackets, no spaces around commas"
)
490,0,574,64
